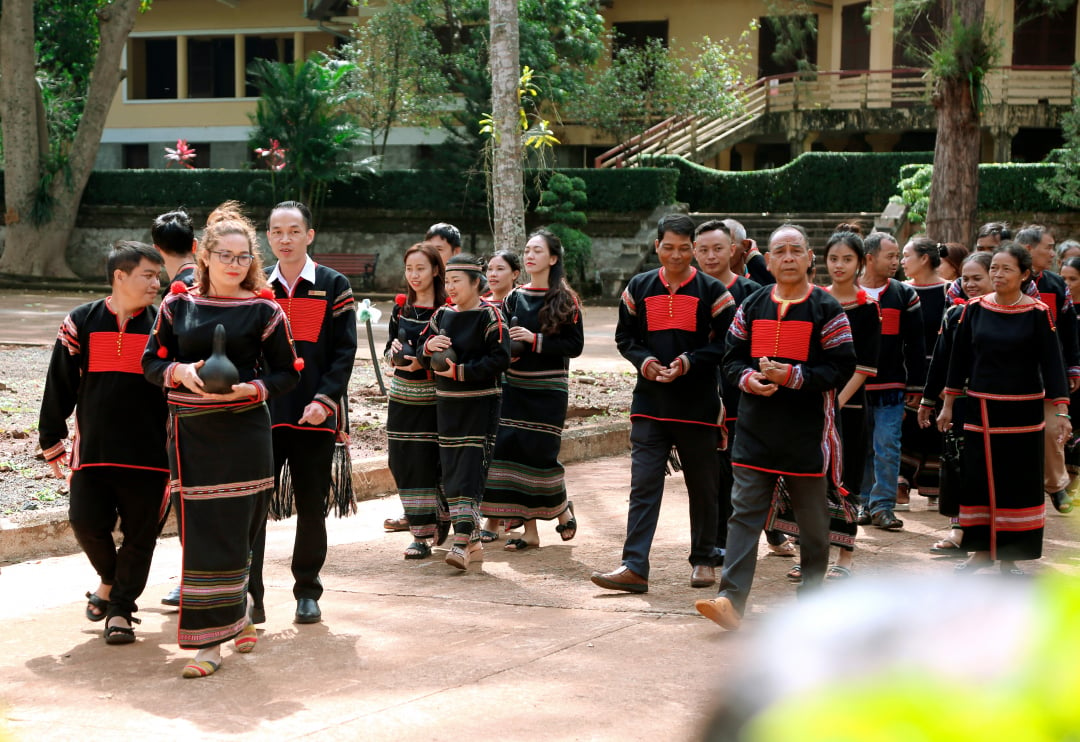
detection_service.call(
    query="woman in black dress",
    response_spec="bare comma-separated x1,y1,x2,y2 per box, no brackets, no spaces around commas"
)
144,202,299,677
937,243,1071,576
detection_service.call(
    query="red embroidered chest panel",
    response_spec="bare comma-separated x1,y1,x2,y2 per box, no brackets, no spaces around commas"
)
749,320,813,361
879,307,901,336
644,294,699,332
1039,292,1058,321
278,297,324,343
87,332,148,374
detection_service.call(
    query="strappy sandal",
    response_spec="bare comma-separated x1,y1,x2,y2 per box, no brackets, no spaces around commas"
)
930,537,968,556
786,564,802,583
103,614,140,645
85,591,109,622
825,565,853,581
479,530,500,543
555,501,577,542
404,540,432,560
445,542,483,570
767,538,797,556
383,515,410,532
504,538,537,552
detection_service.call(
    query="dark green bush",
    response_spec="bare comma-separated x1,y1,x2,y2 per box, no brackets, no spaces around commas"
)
70,166,679,215
897,162,1068,212
650,152,934,212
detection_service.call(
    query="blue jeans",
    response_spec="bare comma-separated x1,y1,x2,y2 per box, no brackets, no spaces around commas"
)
860,392,905,515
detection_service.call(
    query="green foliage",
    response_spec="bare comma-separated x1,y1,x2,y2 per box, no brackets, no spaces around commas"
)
890,164,933,225
335,3,450,157
761,9,818,74
1038,71,1080,208
571,35,750,152
537,173,590,281
894,161,1072,214
652,152,934,213
247,56,375,216
70,166,679,214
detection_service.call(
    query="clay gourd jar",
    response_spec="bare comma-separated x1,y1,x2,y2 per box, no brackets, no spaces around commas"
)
429,329,457,372
198,323,239,393
391,327,414,367
509,316,530,357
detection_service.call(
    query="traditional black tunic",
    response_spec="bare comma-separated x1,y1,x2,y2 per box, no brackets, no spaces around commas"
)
143,288,298,649
863,278,925,396
482,285,585,522
726,285,857,477
900,281,949,498
385,298,442,539
40,298,169,475
421,301,511,544
1033,270,1080,380
766,290,878,548
944,297,1069,561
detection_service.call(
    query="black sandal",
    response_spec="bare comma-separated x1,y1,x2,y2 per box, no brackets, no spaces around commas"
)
555,501,577,542
85,591,109,622
504,538,536,552
103,614,141,645
404,540,431,560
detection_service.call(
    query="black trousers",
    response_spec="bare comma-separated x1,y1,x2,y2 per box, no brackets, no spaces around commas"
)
250,427,336,604
621,417,720,579
68,466,168,617
718,428,787,550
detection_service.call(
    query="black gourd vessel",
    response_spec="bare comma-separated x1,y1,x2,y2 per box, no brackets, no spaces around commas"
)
429,329,458,372
199,323,240,393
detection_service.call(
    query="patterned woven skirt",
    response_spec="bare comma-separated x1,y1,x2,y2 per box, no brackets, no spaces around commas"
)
482,370,570,522
387,375,442,539
438,390,501,543
959,393,1046,561
170,401,272,649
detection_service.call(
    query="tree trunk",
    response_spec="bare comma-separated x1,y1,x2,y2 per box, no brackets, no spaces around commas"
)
489,0,525,253
0,0,142,278
925,0,984,248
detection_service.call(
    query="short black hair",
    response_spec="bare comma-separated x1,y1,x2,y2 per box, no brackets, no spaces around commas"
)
107,241,162,285
656,214,696,241
425,222,461,248
863,231,898,255
994,241,1035,290
269,200,313,231
694,219,731,240
977,222,1011,241
151,209,194,257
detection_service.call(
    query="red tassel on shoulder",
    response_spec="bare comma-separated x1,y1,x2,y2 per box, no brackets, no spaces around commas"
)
156,345,169,358
259,287,275,300
953,298,967,306
855,289,867,305
293,358,305,371
170,281,188,294
394,293,407,306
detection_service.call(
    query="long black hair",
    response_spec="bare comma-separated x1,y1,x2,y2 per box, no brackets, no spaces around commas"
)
531,229,581,335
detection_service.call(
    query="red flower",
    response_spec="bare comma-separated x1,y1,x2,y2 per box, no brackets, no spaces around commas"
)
394,294,407,306
164,139,197,169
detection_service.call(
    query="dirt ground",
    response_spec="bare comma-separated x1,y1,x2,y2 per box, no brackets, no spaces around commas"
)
0,344,632,521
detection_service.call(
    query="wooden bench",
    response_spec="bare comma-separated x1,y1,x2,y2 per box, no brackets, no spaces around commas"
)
313,252,378,291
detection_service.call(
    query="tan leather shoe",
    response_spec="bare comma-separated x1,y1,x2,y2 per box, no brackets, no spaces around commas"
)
695,596,741,630
690,565,716,588
590,565,648,593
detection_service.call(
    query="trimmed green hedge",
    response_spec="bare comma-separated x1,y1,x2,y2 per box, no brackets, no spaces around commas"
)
897,162,1069,212
649,152,935,213
72,166,680,214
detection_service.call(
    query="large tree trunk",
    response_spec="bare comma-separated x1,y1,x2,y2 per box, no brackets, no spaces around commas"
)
489,0,525,253
925,0,984,248
0,0,142,278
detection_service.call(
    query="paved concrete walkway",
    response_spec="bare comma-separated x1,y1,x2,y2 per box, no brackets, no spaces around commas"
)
3,453,1079,740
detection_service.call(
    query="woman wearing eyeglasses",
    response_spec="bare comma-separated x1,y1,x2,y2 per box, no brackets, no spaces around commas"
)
143,201,300,678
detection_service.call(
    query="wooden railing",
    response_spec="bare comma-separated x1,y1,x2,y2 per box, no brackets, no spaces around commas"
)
594,65,1077,168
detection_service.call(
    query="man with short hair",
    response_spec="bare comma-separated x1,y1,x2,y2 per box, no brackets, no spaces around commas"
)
725,218,774,287
857,232,924,527
946,222,1016,303
591,213,734,593
696,225,855,631
39,242,170,644
1016,224,1080,513
151,209,198,287
249,200,358,625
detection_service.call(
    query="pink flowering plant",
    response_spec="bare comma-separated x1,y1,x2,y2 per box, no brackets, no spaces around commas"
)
254,139,287,171
164,139,197,168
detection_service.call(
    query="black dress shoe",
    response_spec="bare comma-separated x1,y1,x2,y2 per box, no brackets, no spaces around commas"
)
161,585,181,607
295,598,322,624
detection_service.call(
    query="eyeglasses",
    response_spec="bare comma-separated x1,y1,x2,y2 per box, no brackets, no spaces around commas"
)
212,251,254,267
